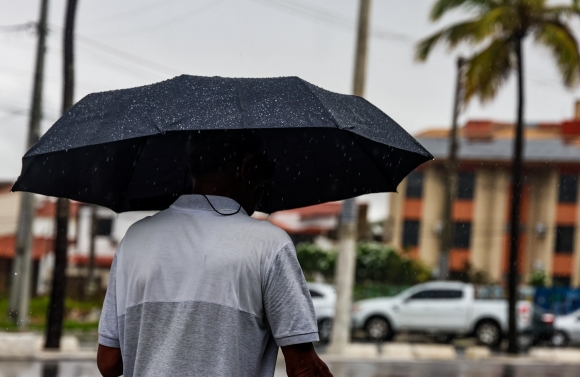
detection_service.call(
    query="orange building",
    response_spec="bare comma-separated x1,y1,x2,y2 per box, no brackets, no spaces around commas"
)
387,107,580,287
0,183,79,293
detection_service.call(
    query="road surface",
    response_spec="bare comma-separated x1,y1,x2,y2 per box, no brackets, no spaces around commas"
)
1,360,579,377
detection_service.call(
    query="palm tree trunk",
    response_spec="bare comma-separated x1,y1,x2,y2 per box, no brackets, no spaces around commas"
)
507,35,525,355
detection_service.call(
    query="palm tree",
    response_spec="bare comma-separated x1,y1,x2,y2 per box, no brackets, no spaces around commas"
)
416,0,580,353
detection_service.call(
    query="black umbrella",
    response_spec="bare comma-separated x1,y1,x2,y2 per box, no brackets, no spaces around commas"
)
12,75,432,213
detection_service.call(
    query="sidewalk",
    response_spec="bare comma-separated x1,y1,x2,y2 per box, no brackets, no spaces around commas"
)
0,332,96,361
2,333,580,365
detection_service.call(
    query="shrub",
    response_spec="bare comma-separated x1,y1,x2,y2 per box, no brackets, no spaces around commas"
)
296,242,431,285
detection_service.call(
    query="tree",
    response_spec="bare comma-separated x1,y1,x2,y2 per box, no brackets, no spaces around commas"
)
416,0,580,353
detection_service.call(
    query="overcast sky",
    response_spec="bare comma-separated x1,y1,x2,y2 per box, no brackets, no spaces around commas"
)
2,0,579,220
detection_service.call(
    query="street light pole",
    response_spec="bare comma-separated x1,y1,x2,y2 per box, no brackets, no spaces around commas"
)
9,0,50,328
328,0,370,355
438,57,465,280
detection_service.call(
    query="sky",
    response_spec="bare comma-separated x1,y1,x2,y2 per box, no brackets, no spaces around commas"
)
1,0,580,221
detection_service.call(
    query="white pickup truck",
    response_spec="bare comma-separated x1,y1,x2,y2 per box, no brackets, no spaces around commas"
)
351,281,532,346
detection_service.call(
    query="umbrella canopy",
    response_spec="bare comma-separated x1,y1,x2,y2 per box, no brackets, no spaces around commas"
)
12,75,433,213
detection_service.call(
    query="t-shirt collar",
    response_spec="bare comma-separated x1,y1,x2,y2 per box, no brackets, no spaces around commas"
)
171,194,248,216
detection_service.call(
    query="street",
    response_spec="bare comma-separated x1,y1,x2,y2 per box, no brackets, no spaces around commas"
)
1,360,580,377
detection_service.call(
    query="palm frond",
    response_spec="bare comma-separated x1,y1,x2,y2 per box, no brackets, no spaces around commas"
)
534,21,580,87
416,6,515,61
416,31,445,61
543,4,580,20
430,0,498,21
463,37,515,102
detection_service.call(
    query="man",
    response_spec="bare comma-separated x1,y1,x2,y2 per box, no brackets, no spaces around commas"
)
97,130,333,377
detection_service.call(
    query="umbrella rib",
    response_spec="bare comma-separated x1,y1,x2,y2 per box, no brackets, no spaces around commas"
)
295,78,343,130
120,136,149,211
235,81,250,129
346,132,399,191
296,78,399,191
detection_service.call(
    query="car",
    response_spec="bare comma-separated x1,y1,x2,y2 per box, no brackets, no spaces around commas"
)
351,281,534,347
517,305,554,350
551,309,580,347
307,282,336,343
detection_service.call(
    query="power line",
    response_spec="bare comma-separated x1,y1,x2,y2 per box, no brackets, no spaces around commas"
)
250,0,415,42
47,23,182,76
90,0,227,38
85,0,196,26
0,22,36,33
76,33,182,76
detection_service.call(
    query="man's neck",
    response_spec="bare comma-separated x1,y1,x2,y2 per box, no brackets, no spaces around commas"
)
192,178,239,201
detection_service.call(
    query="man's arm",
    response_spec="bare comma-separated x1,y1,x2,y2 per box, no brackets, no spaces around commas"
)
97,344,123,377
281,342,333,377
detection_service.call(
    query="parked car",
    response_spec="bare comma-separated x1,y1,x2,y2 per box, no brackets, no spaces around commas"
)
351,281,535,347
517,305,555,350
551,309,580,347
307,282,336,343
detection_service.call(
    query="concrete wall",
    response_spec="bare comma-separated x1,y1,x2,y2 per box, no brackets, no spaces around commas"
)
526,169,558,280
418,166,444,268
470,169,494,276
468,168,509,282
387,180,406,250
0,192,21,236
573,176,580,286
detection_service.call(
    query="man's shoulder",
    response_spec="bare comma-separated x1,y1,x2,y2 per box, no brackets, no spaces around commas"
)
242,216,292,245
122,210,171,240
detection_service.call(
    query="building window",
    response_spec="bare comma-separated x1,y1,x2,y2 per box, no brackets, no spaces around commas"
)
402,220,420,247
457,172,475,199
405,172,424,198
552,276,571,287
558,174,578,203
96,218,113,236
453,222,471,249
555,226,574,254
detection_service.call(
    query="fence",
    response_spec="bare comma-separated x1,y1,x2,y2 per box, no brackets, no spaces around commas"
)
534,287,580,315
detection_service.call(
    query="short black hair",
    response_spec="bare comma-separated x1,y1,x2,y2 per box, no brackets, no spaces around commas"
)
186,129,265,180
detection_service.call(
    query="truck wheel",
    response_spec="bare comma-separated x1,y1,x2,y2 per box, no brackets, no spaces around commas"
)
317,318,332,343
551,331,569,348
475,320,502,347
365,316,393,342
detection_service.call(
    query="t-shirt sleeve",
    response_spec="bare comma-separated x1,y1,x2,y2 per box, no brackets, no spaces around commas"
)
98,252,120,348
263,243,319,347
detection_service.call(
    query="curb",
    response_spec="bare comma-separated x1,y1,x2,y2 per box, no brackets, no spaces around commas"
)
0,332,94,361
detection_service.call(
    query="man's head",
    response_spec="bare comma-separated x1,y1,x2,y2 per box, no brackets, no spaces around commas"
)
187,129,274,215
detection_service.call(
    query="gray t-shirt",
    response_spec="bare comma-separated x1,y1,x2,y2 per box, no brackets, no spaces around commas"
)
98,194,319,377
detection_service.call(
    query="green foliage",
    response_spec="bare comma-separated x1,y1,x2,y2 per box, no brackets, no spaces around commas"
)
355,242,430,285
295,243,337,281
296,242,431,286
353,283,410,302
528,270,548,287
417,0,580,103
0,296,101,332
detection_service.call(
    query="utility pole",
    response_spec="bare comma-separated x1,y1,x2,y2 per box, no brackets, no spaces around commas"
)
85,205,98,297
328,0,370,355
45,0,78,349
437,57,465,280
9,0,50,328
